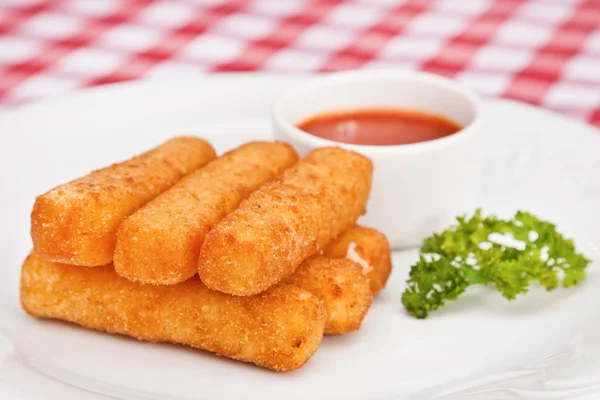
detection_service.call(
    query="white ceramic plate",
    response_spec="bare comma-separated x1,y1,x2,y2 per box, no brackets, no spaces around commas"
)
1,75,599,400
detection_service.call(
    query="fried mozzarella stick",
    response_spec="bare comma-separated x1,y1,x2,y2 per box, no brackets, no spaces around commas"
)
286,256,372,335
286,226,391,334
199,147,373,296
324,226,392,295
31,137,216,266
20,253,326,372
114,142,298,285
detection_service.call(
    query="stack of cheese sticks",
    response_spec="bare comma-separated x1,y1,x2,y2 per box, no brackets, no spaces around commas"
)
21,136,392,372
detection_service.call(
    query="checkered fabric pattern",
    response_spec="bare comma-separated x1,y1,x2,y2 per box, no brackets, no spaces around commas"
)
1,0,599,127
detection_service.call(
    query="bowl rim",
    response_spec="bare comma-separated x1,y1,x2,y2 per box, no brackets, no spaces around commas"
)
271,70,483,155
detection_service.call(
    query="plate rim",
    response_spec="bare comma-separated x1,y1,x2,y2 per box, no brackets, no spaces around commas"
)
1,73,599,139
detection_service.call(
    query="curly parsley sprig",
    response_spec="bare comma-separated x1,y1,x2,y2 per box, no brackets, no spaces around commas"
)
401,209,591,319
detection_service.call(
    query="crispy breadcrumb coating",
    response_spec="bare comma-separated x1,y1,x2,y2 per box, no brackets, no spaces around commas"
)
114,142,298,285
286,256,372,335
324,225,392,295
20,253,326,372
31,137,216,266
198,147,373,296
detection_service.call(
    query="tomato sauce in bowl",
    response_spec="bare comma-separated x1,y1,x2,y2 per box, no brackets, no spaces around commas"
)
297,108,461,146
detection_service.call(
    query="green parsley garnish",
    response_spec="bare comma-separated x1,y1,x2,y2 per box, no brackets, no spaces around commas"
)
401,209,591,319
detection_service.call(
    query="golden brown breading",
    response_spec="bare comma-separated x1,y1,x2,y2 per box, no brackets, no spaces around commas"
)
323,225,393,295
20,253,326,372
198,147,373,296
114,142,298,285
286,256,372,335
285,226,391,334
30,137,216,266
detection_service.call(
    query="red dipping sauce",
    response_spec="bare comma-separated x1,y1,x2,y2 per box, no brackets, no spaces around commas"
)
297,108,462,146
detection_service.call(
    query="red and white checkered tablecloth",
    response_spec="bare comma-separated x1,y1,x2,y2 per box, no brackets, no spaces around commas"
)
1,0,599,127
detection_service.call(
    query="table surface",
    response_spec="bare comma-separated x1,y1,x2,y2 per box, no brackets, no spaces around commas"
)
1,0,599,128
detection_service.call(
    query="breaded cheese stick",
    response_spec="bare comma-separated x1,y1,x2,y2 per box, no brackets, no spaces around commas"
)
31,137,216,266
286,256,372,335
20,253,326,372
114,142,298,285
324,225,392,295
198,147,373,296
285,227,391,335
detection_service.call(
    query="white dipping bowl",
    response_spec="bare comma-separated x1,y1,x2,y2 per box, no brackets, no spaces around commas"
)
271,70,484,249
